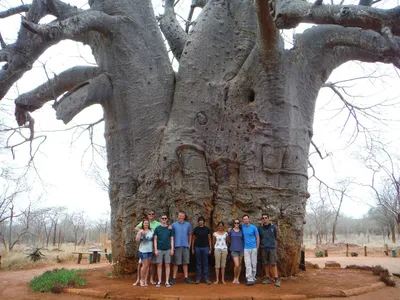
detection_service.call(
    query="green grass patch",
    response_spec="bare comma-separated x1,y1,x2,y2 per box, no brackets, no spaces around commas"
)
29,268,87,293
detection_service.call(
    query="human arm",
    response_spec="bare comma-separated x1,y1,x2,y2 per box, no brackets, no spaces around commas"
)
208,230,212,254
154,233,159,256
135,221,143,232
191,229,196,254
212,233,216,250
170,234,174,255
135,230,143,243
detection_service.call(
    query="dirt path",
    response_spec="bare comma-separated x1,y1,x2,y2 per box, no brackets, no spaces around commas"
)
0,258,399,299
306,256,400,274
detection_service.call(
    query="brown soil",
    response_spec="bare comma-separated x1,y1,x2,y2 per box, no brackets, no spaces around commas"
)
1,248,399,299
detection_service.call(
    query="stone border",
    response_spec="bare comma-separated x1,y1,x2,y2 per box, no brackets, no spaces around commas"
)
62,281,387,299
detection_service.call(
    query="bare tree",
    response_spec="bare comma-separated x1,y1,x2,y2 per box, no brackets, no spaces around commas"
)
0,0,399,275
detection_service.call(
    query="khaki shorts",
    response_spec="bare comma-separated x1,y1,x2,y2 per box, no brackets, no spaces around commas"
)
261,248,277,265
214,249,228,268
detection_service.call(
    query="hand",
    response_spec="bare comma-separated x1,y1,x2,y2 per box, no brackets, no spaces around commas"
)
170,249,174,255
192,249,195,255
139,229,145,235
168,225,172,230
155,250,159,256
208,249,211,254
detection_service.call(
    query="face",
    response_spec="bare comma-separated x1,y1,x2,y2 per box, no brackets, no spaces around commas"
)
147,211,155,220
243,216,250,225
217,223,224,231
262,215,270,224
199,219,204,226
143,220,150,229
178,212,185,222
234,220,240,227
161,216,168,224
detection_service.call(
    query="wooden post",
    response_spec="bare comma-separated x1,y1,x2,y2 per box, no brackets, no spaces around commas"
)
346,244,349,257
77,253,82,264
324,249,328,257
364,246,367,257
299,247,306,271
0,255,2,269
385,244,389,256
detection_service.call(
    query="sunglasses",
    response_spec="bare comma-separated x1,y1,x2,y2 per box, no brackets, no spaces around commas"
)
262,217,269,219
161,217,168,220
148,213,155,215
234,222,240,224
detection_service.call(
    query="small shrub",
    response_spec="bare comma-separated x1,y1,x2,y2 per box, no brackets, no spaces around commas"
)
315,250,324,257
29,268,86,293
27,248,45,262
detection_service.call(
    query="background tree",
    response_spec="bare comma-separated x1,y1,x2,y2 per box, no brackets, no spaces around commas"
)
0,0,399,276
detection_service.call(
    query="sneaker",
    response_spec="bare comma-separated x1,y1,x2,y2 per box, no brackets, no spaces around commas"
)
263,277,271,284
195,279,200,284
246,280,255,286
170,278,176,285
205,280,211,285
156,282,162,288
184,278,194,284
165,282,171,288
274,279,281,287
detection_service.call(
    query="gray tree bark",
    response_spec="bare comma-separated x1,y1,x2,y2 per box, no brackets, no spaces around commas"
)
1,0,399,276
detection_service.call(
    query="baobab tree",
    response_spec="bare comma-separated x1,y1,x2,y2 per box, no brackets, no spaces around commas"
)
1,0,399,276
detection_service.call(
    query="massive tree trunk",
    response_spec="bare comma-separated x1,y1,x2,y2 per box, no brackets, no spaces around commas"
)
2,0,400,276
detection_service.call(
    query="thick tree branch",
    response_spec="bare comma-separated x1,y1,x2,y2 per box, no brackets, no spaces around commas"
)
0,4,31,19
0,0,83,100
275,1,400,36
15,66,101,112
295,25,400,78
255,0,279,61
22,10,117,41
55,73,112,124
158,0,187,61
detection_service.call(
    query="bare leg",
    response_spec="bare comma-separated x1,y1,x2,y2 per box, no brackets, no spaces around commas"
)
165,263,171,283
173,264,179,279
140,260,149,286
237,257,243,283
157,263,162,283
133,263,142,286
271,264,278,278
233,257,239,283
215,268,220,284
221,268,226,284
264,265,269,278
182,264,188,278
142,260,150,286
150,263,156,284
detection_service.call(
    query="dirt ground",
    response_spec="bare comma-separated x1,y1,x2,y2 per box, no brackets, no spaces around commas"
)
1,247,400,299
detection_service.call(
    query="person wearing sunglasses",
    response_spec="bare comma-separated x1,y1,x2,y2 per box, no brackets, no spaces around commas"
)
134,210,161,285
241,214,259,286
154,215,174,288
258,213,280,287
229,219,244,284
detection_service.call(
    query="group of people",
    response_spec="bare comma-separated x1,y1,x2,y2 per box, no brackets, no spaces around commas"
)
134,209,280,288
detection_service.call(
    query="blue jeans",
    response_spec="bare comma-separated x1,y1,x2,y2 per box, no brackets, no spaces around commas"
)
195,247,209,280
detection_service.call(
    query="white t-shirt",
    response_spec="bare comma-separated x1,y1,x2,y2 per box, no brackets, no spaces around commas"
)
213,232,228,250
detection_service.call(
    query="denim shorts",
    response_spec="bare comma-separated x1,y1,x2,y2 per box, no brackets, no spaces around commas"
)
231,250,244,258
139,251,153,260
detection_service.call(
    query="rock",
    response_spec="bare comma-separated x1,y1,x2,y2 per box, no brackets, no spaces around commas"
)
325,261,341,268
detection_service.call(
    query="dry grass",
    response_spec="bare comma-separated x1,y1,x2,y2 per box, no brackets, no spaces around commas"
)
0,243,106,270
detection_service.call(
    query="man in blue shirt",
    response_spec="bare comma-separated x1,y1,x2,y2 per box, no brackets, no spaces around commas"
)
241,214,259,286
171,210,193,284
259,213,280,287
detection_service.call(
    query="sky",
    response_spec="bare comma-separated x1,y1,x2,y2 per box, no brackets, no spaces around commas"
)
1,0,400,220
